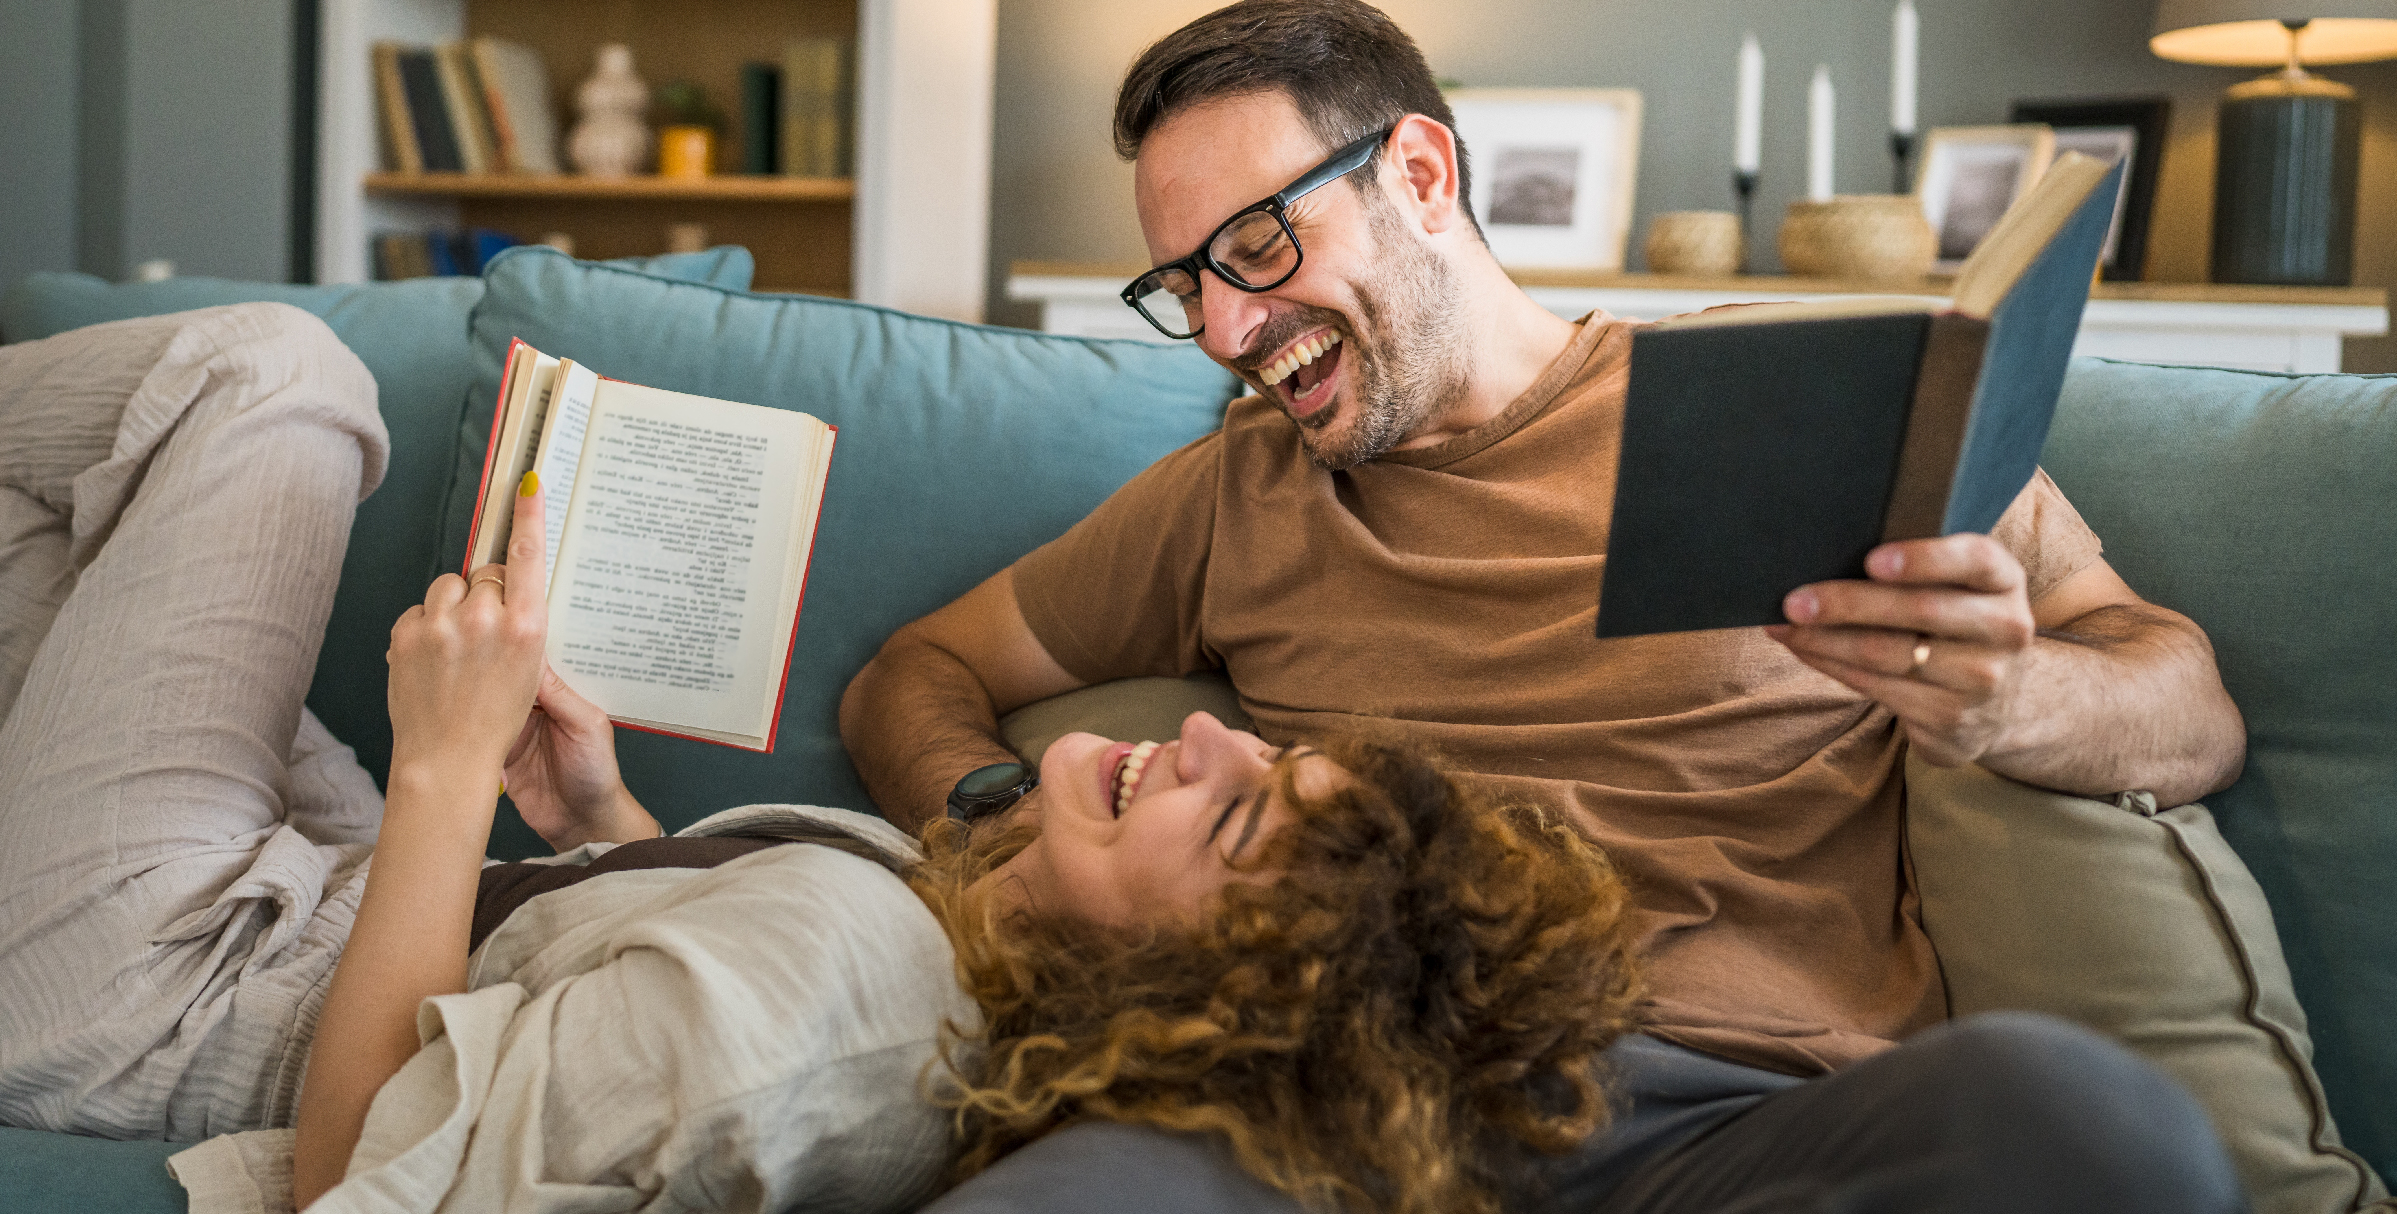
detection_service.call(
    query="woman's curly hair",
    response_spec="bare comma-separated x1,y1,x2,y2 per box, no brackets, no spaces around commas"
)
906,737,1643,1214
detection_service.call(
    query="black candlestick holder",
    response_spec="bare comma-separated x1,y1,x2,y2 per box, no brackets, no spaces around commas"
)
1732,169,1759,272
1890,131,1916,195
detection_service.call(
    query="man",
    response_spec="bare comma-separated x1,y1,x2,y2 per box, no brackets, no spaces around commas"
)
844,1,2251,1209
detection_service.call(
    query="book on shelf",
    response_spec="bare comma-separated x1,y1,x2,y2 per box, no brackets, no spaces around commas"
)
373,228,522,280
371,43,424,174
373,37,558,175
462,340,837,751
1593,151,2124,639
432,43,496,174
740,62,782,174
471,37,562,174
781,37,854,178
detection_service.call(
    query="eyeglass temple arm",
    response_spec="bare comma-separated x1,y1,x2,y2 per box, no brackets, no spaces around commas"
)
1273,127,1397,206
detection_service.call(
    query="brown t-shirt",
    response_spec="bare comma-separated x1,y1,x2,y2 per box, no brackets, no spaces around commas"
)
1010,313,2104,1076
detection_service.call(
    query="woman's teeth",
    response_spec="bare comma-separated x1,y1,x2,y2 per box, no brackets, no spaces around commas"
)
1259,331,1342,387
1114,740,1161,816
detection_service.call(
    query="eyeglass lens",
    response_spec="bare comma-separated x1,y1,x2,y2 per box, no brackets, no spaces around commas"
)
1131,211,1300,337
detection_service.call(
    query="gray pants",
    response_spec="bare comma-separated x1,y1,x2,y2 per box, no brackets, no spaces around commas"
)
0,304,389,1141
928,1014,2250,1213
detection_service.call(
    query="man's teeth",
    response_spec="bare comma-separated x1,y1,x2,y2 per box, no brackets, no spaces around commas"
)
1259,331,1342,387
1114,740,1161,815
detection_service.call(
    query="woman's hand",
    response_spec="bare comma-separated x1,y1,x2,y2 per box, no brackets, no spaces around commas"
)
386,471,550,786
505,664,660,852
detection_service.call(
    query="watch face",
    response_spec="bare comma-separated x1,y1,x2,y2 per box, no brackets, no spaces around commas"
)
957,763,1032,800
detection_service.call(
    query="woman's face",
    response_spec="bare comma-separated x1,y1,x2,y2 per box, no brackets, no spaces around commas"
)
985,711,1338,927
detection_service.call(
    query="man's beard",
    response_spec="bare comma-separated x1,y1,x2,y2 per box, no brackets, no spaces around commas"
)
1241,196,1470,470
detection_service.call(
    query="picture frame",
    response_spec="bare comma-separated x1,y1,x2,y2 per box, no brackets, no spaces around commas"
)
1444,88,1643,272
2008,96,2172,281
1914,124,2056,274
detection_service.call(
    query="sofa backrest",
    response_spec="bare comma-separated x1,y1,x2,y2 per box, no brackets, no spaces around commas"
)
0,252,756,789
2043,357,2397,1186
444,248,1241,856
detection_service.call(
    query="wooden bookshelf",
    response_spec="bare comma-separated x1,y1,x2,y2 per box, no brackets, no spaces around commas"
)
322,0,996,316
364,171,854,202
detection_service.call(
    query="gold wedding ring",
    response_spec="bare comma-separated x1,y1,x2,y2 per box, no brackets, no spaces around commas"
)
470,574,506,591
1908,637,1932,678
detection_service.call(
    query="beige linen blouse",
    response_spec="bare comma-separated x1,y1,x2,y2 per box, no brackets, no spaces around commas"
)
167,805,977,1214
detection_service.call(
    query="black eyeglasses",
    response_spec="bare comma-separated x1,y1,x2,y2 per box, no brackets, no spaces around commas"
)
1120,127,1395,340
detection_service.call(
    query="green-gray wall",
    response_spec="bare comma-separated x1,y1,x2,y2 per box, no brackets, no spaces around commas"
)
0,0,300,292
985,0,2397,371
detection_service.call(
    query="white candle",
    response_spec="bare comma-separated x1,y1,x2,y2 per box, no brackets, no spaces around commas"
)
1735,33,1764,175
1892,0,1919,136
1808,65,1835,201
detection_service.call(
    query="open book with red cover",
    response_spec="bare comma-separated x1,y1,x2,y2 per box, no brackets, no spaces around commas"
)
462,339,835,751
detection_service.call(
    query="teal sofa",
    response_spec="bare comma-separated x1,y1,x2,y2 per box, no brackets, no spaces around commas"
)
1,249,2389,1210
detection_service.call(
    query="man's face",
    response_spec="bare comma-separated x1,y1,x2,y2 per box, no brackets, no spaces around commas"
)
1133,93,1467,469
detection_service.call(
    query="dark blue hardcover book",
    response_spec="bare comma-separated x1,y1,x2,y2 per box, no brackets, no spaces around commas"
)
397,49,462,172
425,230,462,276
1594,156,2124,639
466,228,521,273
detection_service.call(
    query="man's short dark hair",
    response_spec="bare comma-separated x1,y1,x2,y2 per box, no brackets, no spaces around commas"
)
1113,0,1476,229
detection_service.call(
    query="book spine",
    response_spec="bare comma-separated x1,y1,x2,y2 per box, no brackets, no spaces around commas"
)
462,339,530,575
741,62,780,174
757,424,836,754
432,44,490,174
1880,312,1990,543
398,49,463,172
470,40,521,171
372,42,423,173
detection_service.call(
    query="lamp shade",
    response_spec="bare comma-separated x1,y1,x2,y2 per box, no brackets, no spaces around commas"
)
2151,1,2397,64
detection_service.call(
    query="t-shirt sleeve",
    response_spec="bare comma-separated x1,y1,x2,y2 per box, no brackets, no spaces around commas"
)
1989,466,2105,603
1010,432,1225,684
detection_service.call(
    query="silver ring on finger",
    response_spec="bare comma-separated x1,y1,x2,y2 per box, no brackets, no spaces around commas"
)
1907,635,1932,679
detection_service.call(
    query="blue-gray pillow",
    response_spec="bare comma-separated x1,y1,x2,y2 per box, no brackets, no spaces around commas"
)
444,246,1238,855
0,248,756,788
2043,357,2397,1188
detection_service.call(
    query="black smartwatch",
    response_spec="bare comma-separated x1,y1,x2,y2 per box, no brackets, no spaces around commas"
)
947,761,1039,823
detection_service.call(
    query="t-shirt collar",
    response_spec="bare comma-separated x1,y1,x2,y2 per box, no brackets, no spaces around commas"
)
1372,312,1615,470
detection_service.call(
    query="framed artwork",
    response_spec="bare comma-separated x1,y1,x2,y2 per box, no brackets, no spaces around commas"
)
1915,124,2056,273
1445,88,1643,272
2008,96,2172,281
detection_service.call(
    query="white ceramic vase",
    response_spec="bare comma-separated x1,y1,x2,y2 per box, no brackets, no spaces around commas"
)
569,44,650,177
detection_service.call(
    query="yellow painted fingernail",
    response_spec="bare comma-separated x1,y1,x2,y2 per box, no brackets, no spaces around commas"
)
519,470,539,497
498,778,508,796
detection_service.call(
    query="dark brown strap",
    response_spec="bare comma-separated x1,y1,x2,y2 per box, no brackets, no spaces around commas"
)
469,829,899,952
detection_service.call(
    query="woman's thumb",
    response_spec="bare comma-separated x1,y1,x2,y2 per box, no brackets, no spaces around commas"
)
535,664,606,728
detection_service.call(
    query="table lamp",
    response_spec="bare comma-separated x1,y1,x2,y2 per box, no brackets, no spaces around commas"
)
2151,1,2397,285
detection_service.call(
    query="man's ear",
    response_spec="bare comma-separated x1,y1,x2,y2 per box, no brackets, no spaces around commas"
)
1385,112,1467,236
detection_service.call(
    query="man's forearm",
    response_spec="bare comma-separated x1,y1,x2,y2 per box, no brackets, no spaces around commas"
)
1977,603,2245,807
840,633,1024,834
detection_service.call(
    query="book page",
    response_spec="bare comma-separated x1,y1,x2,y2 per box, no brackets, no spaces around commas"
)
545,383,812,739
468,346,558,570
1649,295,1943,330
1951,152,2111,319
532,360,598,583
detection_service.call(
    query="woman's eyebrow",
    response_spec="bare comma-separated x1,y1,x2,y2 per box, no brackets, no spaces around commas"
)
1224,745,1304,857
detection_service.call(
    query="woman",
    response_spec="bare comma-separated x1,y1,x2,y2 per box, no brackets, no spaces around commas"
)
0,306,1640,1214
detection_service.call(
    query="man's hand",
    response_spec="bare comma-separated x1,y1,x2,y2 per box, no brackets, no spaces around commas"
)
1765,534,2034,768
504,664,660,852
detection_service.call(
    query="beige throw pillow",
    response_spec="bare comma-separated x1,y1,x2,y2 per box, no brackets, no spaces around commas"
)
997,672,1255,764
1907,755,2389,1214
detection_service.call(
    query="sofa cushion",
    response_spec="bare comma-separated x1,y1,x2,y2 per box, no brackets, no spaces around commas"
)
446,246,1239,856
998,672,1255,765
0,250,754,787
1908,757,2386,1214
2042,358,2397,1188
0,1125,185,1213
